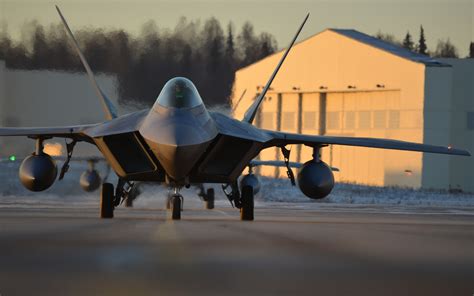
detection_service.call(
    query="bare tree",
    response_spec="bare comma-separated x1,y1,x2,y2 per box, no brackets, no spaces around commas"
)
374,30,401,46
433,39,459,58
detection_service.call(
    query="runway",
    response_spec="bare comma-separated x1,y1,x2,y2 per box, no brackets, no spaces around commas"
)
0,197,472,296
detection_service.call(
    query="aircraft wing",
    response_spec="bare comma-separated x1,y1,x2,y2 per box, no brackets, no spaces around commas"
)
250,159,303,168
264,130,471,156
0,124,96,142
249,159,340,171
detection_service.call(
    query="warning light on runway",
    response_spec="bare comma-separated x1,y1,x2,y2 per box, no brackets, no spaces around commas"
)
9,155,16,161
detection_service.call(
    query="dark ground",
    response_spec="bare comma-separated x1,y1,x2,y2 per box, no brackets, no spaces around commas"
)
0,197,472,296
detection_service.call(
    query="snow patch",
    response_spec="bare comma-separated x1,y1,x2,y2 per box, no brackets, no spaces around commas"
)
1,163,473,208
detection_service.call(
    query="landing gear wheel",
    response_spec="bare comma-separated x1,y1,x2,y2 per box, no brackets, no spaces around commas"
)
240,185,254,221
205,188,215,210
171,194,182,220
100,183,114,218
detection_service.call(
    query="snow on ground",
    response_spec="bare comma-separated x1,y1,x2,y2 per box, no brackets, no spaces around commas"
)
258,177,474,207
1,162,474,208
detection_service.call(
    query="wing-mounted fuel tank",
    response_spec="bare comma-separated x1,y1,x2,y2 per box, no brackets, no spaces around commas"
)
19,139,58,192
297,147,335,199
240,173,261,195
79,159,102,192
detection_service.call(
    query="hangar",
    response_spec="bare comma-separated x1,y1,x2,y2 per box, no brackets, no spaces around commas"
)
232,29,474,192
0,60,119,158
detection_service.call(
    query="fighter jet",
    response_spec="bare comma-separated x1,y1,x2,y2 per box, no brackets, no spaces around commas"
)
0,7,469,220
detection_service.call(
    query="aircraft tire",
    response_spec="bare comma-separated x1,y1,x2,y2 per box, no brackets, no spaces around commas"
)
171,195,182,220
240,185,254,221
100,183,114,218
205,188,215,209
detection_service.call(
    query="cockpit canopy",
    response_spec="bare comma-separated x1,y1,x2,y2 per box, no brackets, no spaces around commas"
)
155,77,204,109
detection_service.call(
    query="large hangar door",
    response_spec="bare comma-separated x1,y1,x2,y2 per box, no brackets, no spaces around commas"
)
275,93,300,177
257,92,280,177
300,92,325,165
324,90,404,187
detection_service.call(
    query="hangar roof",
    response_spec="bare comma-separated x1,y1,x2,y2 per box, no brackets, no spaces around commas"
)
329,29,450,67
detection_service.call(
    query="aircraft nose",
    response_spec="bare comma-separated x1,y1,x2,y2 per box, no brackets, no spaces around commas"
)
145,123,213,181
155,143,207,181
139,107,218,182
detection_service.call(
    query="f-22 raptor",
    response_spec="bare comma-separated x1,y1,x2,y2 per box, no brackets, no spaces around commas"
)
0,7,469,220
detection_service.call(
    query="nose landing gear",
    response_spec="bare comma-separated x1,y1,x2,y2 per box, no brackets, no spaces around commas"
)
167,187,183,220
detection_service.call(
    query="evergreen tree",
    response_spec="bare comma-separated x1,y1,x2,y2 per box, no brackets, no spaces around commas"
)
469,42,473,58
402,31,414,51
417,25,428,55
225,22,235,62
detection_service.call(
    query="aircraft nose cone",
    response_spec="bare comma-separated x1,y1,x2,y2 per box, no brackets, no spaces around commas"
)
150,122,212,181
155,143,208,181
139,106,218,182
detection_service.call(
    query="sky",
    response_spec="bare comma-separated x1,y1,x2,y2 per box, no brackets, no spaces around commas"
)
0,0,473,57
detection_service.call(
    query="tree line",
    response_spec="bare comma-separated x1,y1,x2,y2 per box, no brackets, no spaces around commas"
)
376,25,473,59
1,20,471,108
0,18,278,107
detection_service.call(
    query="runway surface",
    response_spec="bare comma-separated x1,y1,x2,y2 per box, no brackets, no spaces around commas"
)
0,197,472,296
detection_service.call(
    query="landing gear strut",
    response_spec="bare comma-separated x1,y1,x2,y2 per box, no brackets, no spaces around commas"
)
115,179,136,207
222,182,241,208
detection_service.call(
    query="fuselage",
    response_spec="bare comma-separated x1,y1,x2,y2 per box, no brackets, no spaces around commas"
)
138,77,218,182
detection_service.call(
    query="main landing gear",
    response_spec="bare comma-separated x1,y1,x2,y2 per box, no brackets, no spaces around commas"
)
99,179,136,219
240,185,254,221
100,183,115,218
222,182,254,221
197,185,215,210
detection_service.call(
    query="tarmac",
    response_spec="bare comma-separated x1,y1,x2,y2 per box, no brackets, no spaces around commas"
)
0,196,472,296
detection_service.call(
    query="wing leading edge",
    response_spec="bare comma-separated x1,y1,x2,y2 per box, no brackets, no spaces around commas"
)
0,124,97,142
264,130,470,156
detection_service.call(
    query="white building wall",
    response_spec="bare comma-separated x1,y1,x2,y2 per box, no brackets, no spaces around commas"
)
439,58,474,192
422,66,453,190
0,63,119,157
